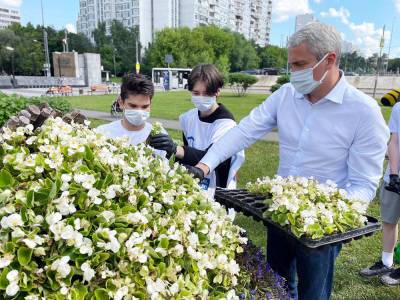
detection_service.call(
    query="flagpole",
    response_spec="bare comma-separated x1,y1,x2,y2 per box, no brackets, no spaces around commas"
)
373,25,385,99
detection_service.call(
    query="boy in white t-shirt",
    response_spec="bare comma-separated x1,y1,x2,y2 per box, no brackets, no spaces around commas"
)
148,64,245,197
96,74,165,156
360,102,400,285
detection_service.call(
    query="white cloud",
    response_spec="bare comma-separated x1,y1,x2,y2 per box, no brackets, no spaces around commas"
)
320,7,350,24
320,6,388,57
314,0,323,3
0,0,22,8
273,0,312,23
66,24,77,34
394,0,400,14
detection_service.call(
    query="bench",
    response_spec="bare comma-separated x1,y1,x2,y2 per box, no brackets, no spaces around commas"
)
45,86,73,96
89,84,110,95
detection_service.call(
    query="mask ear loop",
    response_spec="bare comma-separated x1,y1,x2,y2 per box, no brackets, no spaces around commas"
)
313,52,331,83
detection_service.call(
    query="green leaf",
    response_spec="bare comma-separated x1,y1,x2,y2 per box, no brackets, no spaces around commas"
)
84,145,94,161
0,169,14,188
0,267,10,289
17,247,33,266
160,238,169,249
71,282,88,300
48,180,58,200
94,288,109,300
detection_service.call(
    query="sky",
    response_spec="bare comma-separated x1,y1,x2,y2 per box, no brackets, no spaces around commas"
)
0,0,399,58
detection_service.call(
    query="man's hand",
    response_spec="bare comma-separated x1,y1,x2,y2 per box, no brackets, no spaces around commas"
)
385,174,400,194
183,165,204,180
195,163,210,177
148,133,177,158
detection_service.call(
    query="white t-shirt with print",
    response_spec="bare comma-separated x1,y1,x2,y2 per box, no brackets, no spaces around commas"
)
95,120,166,157
384,103,400,183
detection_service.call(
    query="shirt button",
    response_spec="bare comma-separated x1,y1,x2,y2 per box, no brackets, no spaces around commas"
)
304,127,310,132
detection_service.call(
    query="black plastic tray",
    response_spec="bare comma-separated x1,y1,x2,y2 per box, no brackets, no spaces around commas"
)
215,188,381,248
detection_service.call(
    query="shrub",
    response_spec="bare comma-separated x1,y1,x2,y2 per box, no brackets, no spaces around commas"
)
270,74,290,93
0,93,71,127
228,73,258,96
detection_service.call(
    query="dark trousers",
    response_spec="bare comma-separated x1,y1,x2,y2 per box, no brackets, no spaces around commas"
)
267,226,342,300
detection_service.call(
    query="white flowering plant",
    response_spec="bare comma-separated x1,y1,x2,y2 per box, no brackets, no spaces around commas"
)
246,176,368,239
149,122,164,137
0,118,249,299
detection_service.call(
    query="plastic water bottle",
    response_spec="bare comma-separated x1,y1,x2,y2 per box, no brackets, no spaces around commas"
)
395,242,400,264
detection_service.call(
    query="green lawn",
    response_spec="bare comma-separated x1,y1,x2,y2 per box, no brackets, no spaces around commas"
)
75,91,392,124
71,91,267,121
90,118,400,299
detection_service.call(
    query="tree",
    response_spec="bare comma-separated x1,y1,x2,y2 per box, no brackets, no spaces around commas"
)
0,23,93,76
258,45,287,69
142,26,260,75
229,32,260,72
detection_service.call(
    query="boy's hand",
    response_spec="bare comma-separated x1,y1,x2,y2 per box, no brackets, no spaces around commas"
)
148,133,177,158
385,174,400,194
183,165,204,180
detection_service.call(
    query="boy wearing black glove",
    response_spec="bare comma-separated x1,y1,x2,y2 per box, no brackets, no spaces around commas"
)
360,103,400,285
148,64,244,197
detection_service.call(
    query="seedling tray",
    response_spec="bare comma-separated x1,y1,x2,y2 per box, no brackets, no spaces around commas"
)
215,188,381,248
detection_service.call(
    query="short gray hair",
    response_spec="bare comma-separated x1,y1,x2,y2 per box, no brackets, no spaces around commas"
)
288,22,342,65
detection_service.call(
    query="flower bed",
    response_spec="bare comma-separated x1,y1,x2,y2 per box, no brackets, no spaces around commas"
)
247,176,368,239
0,118,252,299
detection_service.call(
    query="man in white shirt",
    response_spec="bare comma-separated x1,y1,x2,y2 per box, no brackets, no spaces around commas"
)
96,74,165,156
193,23,389,299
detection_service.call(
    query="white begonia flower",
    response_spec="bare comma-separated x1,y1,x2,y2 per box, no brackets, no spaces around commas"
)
25,295,40,300
5,270,19,296
187,232,199,248
226,289,239,300
6,281,19,296
226,260,240,275
0,254,14,268
46,212,62,226
80,238,93,256
1,213,23,229
81,262,95,282
11,227,25,238
114,286,129,300
227,208,236,221
100,211,115,223
51,256,71,278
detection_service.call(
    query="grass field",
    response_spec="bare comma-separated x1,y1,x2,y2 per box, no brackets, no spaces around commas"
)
70,91,267,121
89,118,400,299
75,91,392,124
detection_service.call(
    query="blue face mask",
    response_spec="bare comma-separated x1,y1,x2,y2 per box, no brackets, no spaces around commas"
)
290,53,330,95
124,109,150,126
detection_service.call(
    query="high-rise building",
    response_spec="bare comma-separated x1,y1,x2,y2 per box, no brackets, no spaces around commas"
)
0,6,21,30
295,13,316,32
77,0,273,48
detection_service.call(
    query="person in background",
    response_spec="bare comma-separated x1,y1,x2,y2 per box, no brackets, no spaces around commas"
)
96,74,165,156
360,102,400,286
148,64,245,197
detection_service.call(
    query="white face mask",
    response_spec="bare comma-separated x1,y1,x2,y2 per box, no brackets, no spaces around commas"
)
191,95,217,112
124,109,150,126
290,53,330,95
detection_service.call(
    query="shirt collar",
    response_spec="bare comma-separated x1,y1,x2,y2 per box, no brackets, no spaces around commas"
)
294,70,347,104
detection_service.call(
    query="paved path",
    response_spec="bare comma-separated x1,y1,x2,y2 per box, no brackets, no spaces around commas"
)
80,109,279,142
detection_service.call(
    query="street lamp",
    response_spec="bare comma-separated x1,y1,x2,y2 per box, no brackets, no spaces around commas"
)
6,46,15,87
113,48,117,77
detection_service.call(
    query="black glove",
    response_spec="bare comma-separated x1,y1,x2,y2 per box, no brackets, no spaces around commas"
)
183,164,205,180
148,133,177,158
385,174,400,194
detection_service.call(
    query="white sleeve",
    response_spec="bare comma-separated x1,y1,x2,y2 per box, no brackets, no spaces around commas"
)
345,105,390,202
200,87,283,172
